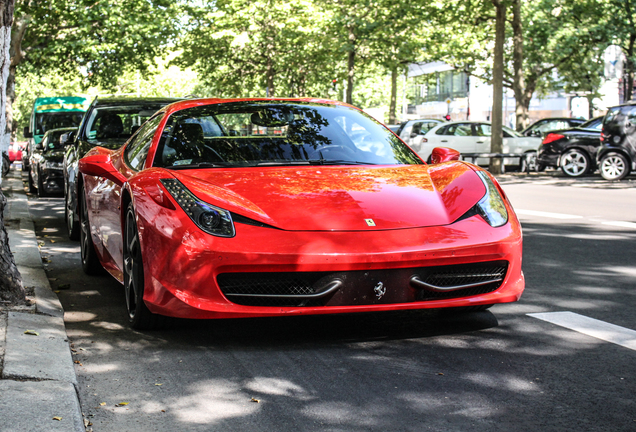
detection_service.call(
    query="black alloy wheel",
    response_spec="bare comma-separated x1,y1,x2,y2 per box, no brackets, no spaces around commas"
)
560,149,590,177
80,186,103,275
600,152,631,181
65,189,80,241
123,202,167,330
36,169,49,198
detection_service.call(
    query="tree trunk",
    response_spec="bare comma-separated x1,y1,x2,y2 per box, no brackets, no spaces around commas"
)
346,26,355,105
625,33,635,102
389,66,398,124
511,0,529,131
0,0,24,306
490,0,506,174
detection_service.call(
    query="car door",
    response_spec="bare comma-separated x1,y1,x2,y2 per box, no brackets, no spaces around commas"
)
97,115,163,276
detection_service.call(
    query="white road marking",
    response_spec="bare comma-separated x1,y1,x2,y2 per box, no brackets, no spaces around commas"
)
602,221,636,229
527,311,636,351
515,209,583,219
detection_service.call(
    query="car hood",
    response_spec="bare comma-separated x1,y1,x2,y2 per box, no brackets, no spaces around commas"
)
42,150,65,163
169,163,486,231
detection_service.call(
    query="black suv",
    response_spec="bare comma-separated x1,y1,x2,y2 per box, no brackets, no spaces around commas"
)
63,97,182,240
535,116,604,177
597,103,636,180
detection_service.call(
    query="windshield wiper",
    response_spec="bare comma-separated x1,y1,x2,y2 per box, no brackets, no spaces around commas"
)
167,162,235,170
306,159,375,165
256,161,311,166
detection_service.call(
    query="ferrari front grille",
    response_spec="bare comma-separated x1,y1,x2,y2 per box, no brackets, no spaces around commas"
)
217,260,509,307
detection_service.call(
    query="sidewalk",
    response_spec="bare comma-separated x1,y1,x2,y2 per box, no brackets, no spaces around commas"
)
0,168,84,432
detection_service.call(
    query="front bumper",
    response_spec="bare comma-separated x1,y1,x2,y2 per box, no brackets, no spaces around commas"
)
136,200,524,319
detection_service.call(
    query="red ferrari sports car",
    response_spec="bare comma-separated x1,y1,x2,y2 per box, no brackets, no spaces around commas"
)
78,98,524,329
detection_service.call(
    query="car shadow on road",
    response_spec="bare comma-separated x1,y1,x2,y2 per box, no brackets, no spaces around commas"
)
161,308,499,348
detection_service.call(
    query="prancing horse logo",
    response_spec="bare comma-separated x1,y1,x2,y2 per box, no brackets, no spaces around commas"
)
374,282,386,299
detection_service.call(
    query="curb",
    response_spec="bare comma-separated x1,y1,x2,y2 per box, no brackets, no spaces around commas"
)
1,170,84,432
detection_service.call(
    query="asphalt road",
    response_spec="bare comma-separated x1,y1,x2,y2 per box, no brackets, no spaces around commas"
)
25,170,636,432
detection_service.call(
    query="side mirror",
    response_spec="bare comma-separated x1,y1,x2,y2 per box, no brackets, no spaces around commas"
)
79,153,127,186
430,147,461,164
410,132,418,139
23,127,33,138
61,131,76,146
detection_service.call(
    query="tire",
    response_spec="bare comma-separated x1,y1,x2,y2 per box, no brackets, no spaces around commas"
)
520,151,537,173
2,153,9,178
560,149,590,177
536,163,546,172
28,171,37,193
65,190,80,241
599,152,631,181
36,169,50,198
123,202,168,330
80,186,103,275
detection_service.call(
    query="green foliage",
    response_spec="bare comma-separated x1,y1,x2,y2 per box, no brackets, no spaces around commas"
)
177,0,338,98
16,0,180,89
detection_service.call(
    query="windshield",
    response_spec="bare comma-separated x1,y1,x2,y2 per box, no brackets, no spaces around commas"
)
35,112,83,136
502,125,521,137
42,129,74,152
83,105,165,144
580,117,602,130
154,102,423,168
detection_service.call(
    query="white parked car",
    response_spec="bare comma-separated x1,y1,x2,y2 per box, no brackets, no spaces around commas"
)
411,121,542,170
395,119,445,148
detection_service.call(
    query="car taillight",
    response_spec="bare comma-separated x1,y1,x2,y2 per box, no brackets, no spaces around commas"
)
422,138,428,143
542,133,565,145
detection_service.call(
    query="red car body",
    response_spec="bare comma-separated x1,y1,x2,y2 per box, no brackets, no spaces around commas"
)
8,142,25,162
79,98,524,328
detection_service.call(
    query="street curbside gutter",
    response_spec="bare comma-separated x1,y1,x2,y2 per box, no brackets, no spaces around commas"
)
1,171,84,432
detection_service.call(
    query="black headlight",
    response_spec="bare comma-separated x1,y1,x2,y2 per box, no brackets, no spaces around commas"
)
160,178,235,237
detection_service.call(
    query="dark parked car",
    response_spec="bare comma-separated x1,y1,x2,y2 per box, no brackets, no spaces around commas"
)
597,103,636,180
29,127,76,197
64,97,182,240
522,117,586,137
536,116,604,177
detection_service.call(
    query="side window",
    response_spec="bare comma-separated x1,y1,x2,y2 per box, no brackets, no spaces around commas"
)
435,126,448,135
435,125,449,135
125,115,163,171
625,106,636,128
411,122,423,135
474,124,491,137
446,123,472,136
422,122,438,134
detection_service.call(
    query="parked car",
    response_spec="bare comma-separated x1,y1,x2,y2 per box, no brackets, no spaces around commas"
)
416,121,541,170
8,142,25,163
395,118,445,148
22,96,90,178
77,98,524,329
29,127,76,197
596,103,636,180
535,116,604,177
64,97,183,240
521,117,586,137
